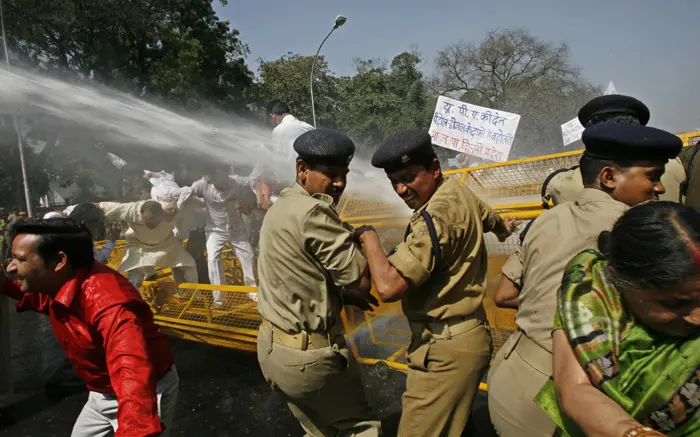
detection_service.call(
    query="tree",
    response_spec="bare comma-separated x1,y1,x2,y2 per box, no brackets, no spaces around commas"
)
0,120,53,211
3,0,253,110
336,52,428,155
252,53,339,128
1,0,255,204
432,28,600,157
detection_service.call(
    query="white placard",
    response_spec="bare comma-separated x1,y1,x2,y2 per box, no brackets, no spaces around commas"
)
561,81,618,146
561,118,584,146
428,95,520,163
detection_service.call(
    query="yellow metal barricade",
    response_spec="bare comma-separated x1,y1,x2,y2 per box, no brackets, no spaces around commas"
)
96,132,700,389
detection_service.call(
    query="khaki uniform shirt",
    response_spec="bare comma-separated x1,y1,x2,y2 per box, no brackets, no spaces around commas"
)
257,183,366,333
678,144,700,209
388,177,501,322
99,201,195,273
501,247,523,288
517,189,628,352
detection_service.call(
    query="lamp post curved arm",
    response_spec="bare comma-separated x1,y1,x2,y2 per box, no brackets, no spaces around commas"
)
310,16,346,128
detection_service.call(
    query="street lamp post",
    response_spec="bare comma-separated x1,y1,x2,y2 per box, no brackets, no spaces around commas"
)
0,0,33,217
310,15,346,128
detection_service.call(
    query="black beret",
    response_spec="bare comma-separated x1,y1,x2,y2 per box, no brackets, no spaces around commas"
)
371,129,435,170
293,129,355,166
578,95,650,127
582,123,682,161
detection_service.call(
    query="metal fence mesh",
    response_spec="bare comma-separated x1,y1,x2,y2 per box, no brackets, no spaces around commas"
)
98,150,586,370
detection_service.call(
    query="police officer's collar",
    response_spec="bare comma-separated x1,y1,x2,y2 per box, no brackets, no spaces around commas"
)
290,182,334,205
575,188,627,207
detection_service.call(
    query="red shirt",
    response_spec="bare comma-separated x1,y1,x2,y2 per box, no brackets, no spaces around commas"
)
1,263,174,436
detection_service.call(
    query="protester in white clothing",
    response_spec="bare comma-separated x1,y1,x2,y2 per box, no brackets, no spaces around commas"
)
186,169,257,308
144,169,206,241
99,200,197,289
266,100,314,187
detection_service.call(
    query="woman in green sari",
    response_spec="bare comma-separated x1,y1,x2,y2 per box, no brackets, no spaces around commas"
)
537,201,700,437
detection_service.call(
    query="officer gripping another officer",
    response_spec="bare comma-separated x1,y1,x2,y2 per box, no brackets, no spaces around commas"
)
256,129,382,437
356,129,517,437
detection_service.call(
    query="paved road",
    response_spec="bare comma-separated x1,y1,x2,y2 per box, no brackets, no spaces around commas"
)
1,310,497,437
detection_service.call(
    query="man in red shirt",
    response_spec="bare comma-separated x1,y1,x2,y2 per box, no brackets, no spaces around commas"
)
0,218,178,436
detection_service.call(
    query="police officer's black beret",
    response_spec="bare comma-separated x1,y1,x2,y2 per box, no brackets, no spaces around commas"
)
582,123,681,161
578,95,650,127
371,129,435,170
293,129,355,166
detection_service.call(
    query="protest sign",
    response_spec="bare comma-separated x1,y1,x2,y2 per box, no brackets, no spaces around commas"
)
428,95,520,163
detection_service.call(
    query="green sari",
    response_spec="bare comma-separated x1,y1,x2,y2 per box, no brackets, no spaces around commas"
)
536,250,700,437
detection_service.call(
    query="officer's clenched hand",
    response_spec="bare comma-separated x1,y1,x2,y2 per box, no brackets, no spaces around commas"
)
354,225,377,242
342,289,379,312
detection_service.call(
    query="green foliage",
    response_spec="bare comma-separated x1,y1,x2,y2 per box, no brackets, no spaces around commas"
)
1,8,605,210
251,53,339,128
3,0,253,110
334,52,427,154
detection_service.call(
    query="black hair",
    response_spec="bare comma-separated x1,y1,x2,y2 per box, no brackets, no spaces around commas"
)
578,154,662,187
584,113,639,128
69,203,106,240
140,201,163,215
10,218,94,269
266,100,290,116
237,187,257,207
598,201,700,292
69,203,104,223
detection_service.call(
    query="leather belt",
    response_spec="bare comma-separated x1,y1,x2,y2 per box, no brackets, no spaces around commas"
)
409,315,481,340
261,319,344,351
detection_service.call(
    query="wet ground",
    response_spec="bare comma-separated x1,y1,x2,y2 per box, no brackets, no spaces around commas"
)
1,310,497,437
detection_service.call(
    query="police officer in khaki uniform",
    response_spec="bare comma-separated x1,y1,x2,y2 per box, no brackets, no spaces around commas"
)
256,129,381,437
538,95,686,207
487,123,682,437
494,167,583,309
676,139,700,209
356,130,516,437
494,94,679,311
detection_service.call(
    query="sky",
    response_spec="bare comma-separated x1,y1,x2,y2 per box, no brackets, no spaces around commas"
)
217,0,700,135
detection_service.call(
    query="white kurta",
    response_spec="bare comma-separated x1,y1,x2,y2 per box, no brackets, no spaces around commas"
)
99,201,195,273
145,170,207,239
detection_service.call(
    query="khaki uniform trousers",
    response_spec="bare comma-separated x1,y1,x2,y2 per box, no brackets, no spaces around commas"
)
398,318,491,437
257,320,381,437
487,331,557,437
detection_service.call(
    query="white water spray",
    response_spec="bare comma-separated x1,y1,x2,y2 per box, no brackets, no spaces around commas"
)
0,66,407,211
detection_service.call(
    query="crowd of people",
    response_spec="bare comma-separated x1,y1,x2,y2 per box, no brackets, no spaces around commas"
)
0,95,698,437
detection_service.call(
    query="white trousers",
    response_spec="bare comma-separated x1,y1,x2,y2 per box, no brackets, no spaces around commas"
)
71,365,179,437
205,230,256,304
126,266,198,290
